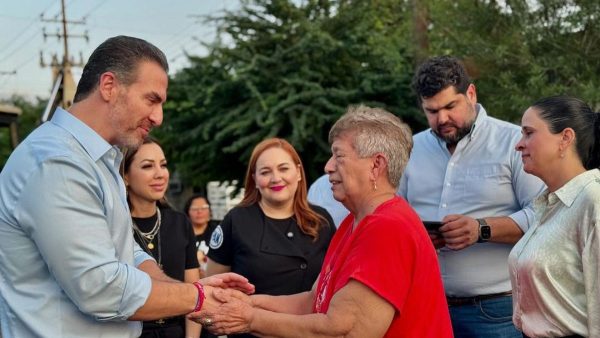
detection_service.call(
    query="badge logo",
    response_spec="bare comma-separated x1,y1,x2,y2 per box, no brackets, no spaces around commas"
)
209,225,224,249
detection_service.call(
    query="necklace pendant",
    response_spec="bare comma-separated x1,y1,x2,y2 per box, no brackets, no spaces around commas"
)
148,242,155,250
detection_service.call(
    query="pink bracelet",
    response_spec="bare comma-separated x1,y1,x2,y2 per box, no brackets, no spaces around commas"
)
192,281,205,312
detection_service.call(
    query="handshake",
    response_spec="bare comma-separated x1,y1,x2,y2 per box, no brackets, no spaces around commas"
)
188,272,257,335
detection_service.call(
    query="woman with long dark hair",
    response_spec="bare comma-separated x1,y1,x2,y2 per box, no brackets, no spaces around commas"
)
124,138,201,338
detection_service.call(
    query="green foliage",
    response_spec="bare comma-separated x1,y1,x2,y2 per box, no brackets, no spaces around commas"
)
159,0,421,188
427,0,600,123
160,0,600,190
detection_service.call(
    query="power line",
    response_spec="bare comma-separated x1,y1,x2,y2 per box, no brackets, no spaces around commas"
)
0,0,57,66
81,0,110,20
0,19,39,53
0,29,42,64
14,54,38,72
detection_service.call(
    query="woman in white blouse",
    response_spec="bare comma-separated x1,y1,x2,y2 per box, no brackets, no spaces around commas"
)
509,95,600,338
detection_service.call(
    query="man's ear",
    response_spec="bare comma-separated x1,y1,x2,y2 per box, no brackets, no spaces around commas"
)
98,71,118,102
465,83,477,104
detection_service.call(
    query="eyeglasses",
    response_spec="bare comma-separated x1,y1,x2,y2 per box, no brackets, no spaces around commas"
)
189,205,210,212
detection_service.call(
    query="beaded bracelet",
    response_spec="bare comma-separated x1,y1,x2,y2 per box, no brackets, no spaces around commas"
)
192,281,205,312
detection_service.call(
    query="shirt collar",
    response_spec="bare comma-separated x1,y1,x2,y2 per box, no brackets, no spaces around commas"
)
468,104,487,140
50,107,114,162
535,169,600,208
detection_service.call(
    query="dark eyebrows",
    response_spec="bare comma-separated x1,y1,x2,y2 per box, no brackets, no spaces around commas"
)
424,100,457,114
146,91,164,103
140,158,166,164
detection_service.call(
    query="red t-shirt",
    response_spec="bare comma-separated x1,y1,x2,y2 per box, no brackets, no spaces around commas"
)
313,196,453,337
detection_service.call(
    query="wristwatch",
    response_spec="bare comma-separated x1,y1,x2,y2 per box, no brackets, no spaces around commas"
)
477,218,491,243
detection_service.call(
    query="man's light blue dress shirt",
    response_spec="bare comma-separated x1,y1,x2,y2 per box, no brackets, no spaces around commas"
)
398,105,545,296
0,108,153,337
308,174,349,228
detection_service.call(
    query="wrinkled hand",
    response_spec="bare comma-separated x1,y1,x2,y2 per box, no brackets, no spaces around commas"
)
197,285,223,314
439,214,479,250
188,291,254,335
212,287,252,305
200,272,255,295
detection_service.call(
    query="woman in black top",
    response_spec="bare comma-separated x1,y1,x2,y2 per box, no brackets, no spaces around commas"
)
206,138,335,338
124,138,201,338
184,193,219,276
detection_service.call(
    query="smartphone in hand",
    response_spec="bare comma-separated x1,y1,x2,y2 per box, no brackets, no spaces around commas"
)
423,221,443,233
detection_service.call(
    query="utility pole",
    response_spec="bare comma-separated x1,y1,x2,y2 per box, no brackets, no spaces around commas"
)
40,0,88,121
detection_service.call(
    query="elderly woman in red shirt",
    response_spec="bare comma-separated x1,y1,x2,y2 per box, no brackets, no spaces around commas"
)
190,105,453,338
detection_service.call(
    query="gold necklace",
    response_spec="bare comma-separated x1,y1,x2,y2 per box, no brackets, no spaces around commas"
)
132,208,161,249
132,208,163,268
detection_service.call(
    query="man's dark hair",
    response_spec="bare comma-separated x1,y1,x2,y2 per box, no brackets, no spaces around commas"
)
413,55,471,101
73,35,169,102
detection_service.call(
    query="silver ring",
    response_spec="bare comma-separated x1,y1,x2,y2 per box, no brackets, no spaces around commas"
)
203,318,213,326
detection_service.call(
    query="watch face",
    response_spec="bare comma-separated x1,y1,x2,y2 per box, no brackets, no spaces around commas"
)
481,226,491,240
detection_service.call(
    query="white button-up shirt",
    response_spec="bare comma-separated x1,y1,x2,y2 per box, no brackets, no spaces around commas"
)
509,169,600,337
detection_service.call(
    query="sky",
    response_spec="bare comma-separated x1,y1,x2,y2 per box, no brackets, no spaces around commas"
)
0,0,239,100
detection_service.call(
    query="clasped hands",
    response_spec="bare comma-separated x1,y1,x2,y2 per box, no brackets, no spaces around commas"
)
188,273,256,335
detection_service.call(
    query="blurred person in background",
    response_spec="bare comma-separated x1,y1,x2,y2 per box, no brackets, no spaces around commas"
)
205,137,335,338
123,138,201,338
509,96,600,338
185,193,219,276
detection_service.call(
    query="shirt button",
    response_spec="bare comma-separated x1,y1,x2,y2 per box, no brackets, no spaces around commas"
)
442,203,447,208
449,162,455,167
300,263,307,270
446,182,451,187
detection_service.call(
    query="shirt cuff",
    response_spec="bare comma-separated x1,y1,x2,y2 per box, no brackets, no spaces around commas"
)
509,209,534,233
134,250,155,267
115,264,153,320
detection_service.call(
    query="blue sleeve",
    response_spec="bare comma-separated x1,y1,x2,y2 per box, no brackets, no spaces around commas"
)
134,241,155,267
16,157,151,320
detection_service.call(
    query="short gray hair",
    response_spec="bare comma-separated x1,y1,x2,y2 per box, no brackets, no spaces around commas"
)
329,105,413,187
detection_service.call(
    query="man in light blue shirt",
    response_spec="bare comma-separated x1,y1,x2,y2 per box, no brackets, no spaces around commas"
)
0,36,252,338
398,56,545,338
307,174,349,227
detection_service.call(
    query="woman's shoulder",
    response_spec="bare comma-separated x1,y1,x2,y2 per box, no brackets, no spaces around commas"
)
159,206,185,218
578,173,600,209
309,204,337,230
368,198,422,232
309,203,330,217
221,203,263,226
225,203,261,217
159,207,190,225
